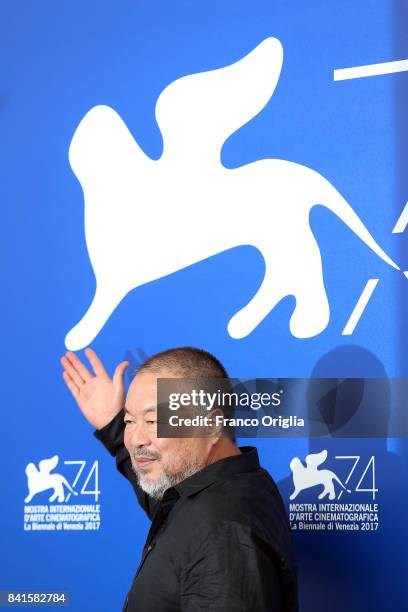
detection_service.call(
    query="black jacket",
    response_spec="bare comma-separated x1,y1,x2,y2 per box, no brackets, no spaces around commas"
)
94,411,298,612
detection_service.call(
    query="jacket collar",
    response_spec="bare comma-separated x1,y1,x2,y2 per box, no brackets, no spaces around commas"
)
163,446,260,500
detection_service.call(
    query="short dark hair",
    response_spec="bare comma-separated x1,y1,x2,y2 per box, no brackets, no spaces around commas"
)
137,346,229,378
137,347,235,441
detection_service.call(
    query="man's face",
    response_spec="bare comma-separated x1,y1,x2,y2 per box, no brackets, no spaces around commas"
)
123,369,211,500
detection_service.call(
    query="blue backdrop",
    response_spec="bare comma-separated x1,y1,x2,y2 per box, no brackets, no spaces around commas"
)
2,1,407,610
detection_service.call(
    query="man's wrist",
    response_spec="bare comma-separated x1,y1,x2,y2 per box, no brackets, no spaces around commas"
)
93,409,125,456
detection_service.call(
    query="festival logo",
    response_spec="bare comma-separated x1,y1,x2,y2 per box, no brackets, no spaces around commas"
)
288,450,379,533
25,456,78,503
23,456,101,533
64,37,403,350
289,450,351,501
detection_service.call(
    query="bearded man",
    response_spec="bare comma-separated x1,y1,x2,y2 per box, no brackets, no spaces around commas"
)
61,346,298,611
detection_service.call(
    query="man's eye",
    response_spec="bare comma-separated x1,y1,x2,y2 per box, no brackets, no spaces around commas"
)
146,420,156,425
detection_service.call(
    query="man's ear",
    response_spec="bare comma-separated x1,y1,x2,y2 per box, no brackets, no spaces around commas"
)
206,409,224,441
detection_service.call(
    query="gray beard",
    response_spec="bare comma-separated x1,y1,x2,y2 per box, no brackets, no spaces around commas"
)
132,456,205,500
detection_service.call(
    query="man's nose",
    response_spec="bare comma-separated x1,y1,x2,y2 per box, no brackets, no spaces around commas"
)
126,422,151,449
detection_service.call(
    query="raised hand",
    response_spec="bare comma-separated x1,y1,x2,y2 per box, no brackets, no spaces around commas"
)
61,348,129,430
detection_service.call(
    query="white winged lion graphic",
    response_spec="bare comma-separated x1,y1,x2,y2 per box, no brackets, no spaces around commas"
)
65,37,401,350
290,450,351,500
25,455,77,503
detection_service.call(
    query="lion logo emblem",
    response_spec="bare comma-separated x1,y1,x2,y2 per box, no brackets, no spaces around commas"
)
289,449,351,500
25,455,77,503
65,37,401,350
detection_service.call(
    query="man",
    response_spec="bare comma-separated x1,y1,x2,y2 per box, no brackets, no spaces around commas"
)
61,346,298,611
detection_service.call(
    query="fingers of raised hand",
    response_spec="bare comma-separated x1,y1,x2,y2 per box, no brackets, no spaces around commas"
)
84,347,109,378
62,370,80,399
113,361,129,383
64,351,93,381
61,353,89,388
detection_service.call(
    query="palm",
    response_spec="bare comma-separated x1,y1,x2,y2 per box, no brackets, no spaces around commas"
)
61,348,129,429
76,375,121,426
